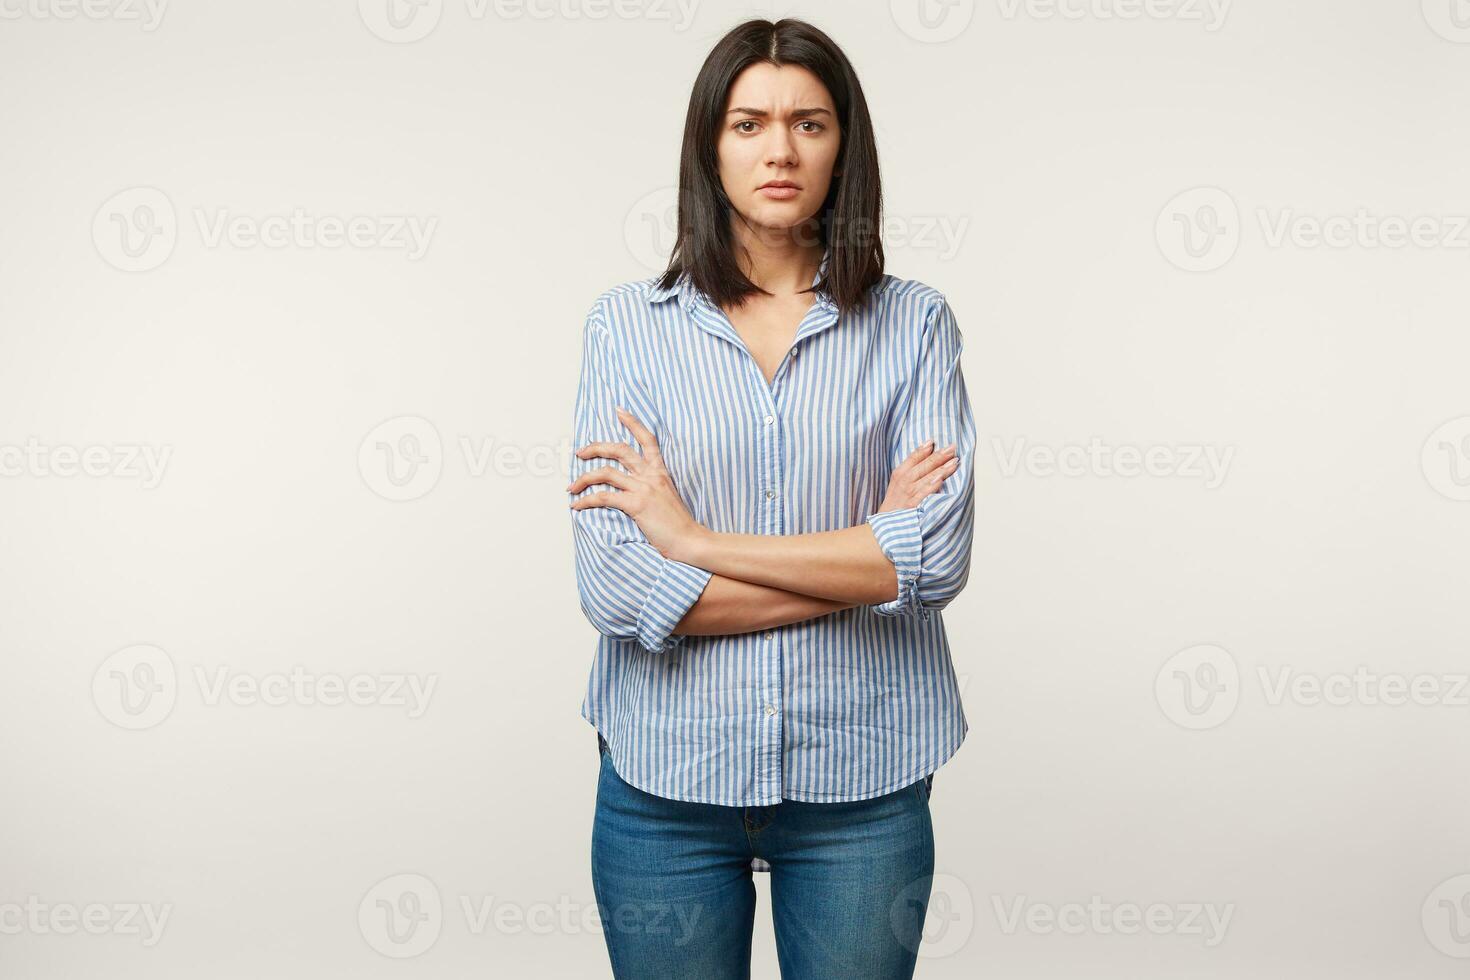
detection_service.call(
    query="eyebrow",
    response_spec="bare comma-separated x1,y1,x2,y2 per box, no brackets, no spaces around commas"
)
726,107,833,119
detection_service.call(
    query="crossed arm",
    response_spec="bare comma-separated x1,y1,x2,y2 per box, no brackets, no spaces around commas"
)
567,297,976,652
570,416,958,639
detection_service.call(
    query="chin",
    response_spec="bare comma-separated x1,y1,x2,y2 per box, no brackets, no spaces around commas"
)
746,203,811,228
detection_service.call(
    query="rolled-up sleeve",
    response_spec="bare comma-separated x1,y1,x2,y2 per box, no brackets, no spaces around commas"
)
569,302,712,652
865,295,977,620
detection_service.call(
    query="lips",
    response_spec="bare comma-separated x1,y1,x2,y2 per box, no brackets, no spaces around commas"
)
758,181,800,200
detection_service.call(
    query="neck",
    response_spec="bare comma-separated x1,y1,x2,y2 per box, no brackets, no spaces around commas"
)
729,221,824,297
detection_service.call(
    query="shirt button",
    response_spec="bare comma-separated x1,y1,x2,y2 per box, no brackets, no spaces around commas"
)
764,631,774,641
764,414,775,425
790,347,800,357
765,489,777,500
765,704,777,716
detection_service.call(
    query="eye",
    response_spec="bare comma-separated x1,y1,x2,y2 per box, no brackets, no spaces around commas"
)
797,120,825,133
734,120,760,134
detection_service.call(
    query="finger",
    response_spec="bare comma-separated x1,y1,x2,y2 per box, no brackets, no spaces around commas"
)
908,442,956,480
925,457,960,487
574,440,639,471
567,466,637,495
900,439,937,468
615,408,664,465
568,490,630,513
889,442,932,480
900,456,959,503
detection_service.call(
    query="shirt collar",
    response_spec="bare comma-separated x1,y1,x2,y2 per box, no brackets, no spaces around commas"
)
649,247,835,314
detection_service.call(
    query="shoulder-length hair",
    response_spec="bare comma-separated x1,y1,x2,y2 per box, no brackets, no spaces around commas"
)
657,18,885,318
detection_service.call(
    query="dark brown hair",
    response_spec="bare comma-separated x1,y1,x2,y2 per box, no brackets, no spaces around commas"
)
657,18,885,318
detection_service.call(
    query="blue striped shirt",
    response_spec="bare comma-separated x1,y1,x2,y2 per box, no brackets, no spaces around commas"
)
569,250,975,807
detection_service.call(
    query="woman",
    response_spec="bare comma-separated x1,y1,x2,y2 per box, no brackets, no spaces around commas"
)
565,17,976,980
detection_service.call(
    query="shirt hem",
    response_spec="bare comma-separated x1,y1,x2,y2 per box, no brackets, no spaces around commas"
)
778,725,968,803
582,709,969,807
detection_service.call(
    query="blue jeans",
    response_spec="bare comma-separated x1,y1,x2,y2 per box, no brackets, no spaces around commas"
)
590,738,935,979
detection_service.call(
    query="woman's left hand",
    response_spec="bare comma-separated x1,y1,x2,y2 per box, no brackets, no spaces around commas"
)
566,407,708,564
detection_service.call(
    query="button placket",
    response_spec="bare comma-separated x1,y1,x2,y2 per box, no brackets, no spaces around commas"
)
678,281,841,806
757,375,783,803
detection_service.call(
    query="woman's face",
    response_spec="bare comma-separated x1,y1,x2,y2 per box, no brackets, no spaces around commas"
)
716,62,841,240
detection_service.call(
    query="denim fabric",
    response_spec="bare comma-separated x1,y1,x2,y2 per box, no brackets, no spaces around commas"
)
590,741,936,979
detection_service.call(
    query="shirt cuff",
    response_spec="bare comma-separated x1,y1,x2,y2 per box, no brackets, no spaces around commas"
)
635,559,714,653
866,507,929,620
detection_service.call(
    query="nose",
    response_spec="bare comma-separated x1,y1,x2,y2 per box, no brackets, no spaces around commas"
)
764,128,798,169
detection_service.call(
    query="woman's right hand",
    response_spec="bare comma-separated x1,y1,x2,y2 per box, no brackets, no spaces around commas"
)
876,441,959,513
